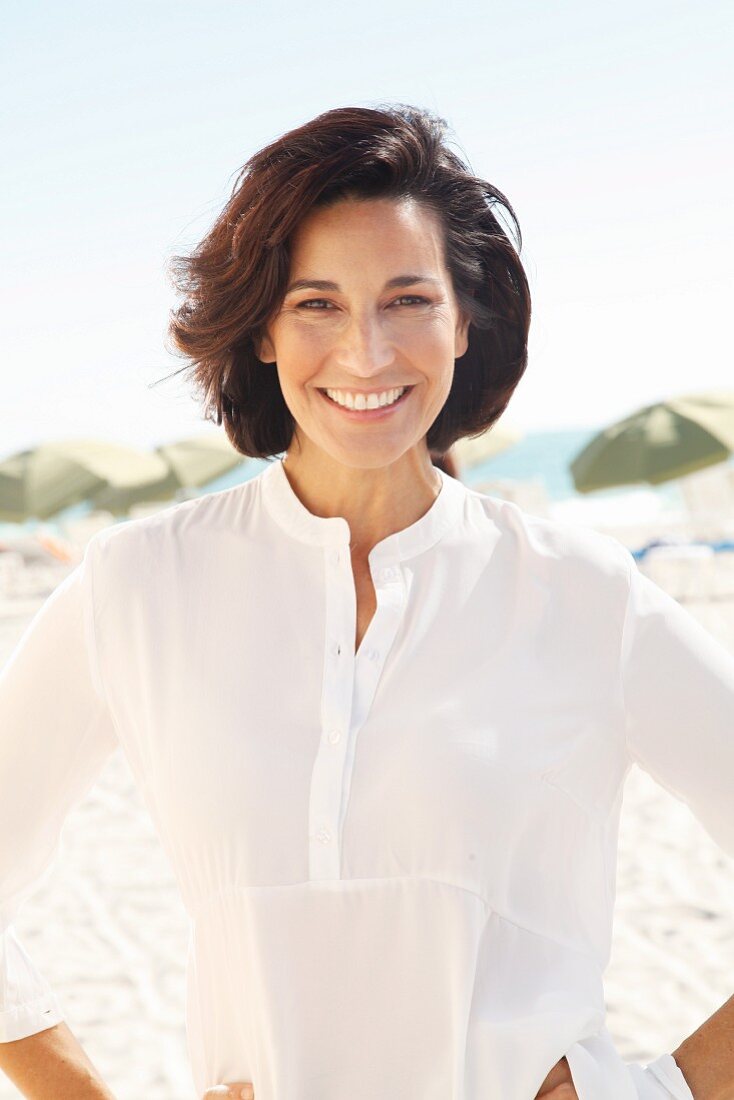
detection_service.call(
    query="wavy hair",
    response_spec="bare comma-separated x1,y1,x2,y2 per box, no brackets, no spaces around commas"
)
165,103,531,458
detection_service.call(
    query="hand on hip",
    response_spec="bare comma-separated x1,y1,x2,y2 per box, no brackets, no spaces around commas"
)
200,1058,579,1100
535,1055,579,1098
202,1084,254,1099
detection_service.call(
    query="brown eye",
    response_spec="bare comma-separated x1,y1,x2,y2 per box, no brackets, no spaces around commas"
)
296,295,429,311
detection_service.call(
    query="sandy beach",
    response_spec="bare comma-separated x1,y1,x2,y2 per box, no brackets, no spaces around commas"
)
1,520,733,1099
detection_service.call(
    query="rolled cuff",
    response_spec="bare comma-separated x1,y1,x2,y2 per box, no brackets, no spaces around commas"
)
564,1032,696,1100
0,992,64,1042
628,1053,695,1100
0,924,65,1042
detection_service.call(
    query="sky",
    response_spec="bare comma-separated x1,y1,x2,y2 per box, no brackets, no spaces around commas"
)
2,0,732,458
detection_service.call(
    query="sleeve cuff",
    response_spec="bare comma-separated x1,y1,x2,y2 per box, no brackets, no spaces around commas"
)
0,993,65,1042
627,1053,695,1100
645,1053,695,1100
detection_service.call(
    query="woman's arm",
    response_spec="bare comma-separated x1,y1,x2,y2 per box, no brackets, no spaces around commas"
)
0,1021,116,1099
620,551,734,1098
671,994,734,1100
0,537,120,1087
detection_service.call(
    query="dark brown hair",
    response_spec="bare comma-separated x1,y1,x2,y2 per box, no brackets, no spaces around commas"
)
165,103,531,458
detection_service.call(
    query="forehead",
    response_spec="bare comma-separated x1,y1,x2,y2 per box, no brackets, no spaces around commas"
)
289,197,446,272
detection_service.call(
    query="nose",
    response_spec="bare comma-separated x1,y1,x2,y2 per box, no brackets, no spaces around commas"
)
334,311,395,378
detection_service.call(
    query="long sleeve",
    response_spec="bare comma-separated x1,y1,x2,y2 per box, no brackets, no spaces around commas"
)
0,535,120,1042
620,549,734,857
612,549,734,1099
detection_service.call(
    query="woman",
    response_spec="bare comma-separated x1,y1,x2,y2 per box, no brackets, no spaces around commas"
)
1,104,732,1100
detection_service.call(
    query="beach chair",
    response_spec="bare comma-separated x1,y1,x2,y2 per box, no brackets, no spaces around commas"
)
640,543,717,602
474,477,551,519
0,550,26,599
678,464,734,541
61,511,117,552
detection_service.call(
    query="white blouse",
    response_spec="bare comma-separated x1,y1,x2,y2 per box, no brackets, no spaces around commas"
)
2,457,733,1100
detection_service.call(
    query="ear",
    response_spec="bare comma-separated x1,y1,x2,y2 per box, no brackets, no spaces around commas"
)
455,307,471,359
255,330,277,364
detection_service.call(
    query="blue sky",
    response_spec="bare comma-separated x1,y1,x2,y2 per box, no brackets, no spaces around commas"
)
2,0,732,455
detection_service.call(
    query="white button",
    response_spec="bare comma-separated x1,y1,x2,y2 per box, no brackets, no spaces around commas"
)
314,828,332,844
329,548,341,565
328,728,341,744
368,648,380,661
331,641,342,657
379,565,398,581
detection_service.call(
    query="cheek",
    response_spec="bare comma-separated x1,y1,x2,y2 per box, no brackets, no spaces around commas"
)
271,320,327,364
406,323,459,373
274,344,322,393
283,322,332,354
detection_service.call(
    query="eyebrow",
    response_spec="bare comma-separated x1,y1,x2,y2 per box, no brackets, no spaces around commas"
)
284,274,442,296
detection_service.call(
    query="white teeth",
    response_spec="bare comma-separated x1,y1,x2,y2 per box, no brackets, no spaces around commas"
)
325,386,407,410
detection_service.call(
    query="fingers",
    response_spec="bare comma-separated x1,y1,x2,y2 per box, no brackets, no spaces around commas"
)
202,1084,254,1099
541,1085,578,1099
535,1054,576,1097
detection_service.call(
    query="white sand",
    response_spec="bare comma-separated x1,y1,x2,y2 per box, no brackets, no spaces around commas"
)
1,539,733,1098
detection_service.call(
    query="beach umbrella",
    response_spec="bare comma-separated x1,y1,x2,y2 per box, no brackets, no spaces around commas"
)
451,421,524,471
0,439,170,522
570,390,734,493
156,430,250,485
89,430,251,512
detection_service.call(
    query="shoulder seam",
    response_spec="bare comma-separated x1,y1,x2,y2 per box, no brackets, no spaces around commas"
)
617,546,636,764
81,537,122,753
81,538,107,707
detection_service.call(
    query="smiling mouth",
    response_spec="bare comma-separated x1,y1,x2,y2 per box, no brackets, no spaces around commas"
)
318,386,415,411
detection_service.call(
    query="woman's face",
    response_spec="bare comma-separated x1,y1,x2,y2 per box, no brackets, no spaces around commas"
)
257,196,470,470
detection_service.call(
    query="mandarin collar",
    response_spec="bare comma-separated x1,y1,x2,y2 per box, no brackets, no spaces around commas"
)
259,455,466,563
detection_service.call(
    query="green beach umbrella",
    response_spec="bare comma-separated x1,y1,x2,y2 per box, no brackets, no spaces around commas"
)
0,439,170,523
89,430,251,513
570,390,734,493
156,430,250,485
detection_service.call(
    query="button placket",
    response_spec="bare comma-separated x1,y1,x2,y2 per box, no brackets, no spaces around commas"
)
260,457,467,874
308,541,355,880
338,558,410,835
309,545,412,880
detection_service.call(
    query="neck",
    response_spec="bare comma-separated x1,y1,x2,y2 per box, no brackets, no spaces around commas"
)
280,445,441,559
